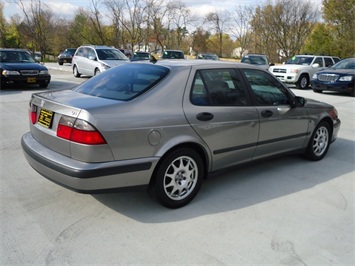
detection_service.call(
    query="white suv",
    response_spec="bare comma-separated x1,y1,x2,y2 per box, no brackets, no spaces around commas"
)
269,55,340,89
72,45,129,77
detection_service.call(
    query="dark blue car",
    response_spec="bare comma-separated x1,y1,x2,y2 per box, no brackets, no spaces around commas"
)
0,48,51,88
311,58,355,97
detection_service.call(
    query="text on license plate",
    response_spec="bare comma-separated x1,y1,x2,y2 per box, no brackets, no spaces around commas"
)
38,109,53,128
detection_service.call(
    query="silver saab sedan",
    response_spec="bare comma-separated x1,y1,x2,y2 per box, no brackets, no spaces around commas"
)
21,60,341,208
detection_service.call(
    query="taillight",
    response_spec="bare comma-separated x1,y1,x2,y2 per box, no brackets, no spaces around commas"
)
57,116,107,145
29,102,37,124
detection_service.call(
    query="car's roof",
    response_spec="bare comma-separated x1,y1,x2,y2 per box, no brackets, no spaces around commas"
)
0,48,29,52
150,59,246,69
164,49,184,52
80,45,116,50
243,54,267,57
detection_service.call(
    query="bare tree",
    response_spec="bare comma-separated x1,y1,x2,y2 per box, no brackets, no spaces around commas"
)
12,0,54,59
229,5,254,57
88,0,107,45
145,0,171,52
251,0,320,61
166,1,190,49
205,10,230,57
105,0,146,50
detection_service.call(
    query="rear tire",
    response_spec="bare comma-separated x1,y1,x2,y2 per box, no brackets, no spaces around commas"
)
304,121,331,161
296,74,309,89
152,148,204,208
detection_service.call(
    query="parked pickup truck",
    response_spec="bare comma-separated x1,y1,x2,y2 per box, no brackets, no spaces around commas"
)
269,55,340,89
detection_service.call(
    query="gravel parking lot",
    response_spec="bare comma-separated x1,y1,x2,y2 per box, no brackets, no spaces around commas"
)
1,65,354,265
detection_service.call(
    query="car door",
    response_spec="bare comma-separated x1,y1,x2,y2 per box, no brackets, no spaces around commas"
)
183,67,260,171
240,68,310,160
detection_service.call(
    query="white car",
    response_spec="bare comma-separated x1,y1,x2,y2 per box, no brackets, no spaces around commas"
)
269,55,340,89
72,45,129,77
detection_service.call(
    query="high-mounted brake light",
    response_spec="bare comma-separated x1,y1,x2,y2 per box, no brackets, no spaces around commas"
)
57,116,107,145
29,103,37,124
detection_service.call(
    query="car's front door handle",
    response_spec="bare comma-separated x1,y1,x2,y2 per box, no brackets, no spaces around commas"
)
196,112,214,121
261,110,273,118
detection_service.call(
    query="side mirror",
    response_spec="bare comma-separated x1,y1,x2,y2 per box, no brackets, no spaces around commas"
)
292,96,306,108
88,55,96,61
312,63,320,68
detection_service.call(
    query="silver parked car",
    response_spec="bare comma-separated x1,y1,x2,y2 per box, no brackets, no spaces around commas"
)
72,45,129,77
21,60,341,208
241,54,273,71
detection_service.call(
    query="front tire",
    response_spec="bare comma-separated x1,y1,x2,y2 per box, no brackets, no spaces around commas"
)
296,74,309,89
73,65,81,77
152,148,204,208
304,121,331,161
94,68,101,76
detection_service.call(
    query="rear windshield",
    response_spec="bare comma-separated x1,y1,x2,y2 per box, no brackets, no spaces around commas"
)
162,50,184,59
73,63,170,101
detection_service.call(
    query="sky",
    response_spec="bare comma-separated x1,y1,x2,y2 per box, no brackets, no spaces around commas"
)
2,0,323,21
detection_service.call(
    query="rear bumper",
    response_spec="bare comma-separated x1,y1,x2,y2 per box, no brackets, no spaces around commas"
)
21,132,158,192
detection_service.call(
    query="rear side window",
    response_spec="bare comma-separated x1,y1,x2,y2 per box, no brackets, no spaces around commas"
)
314,57,324,67
324,57,334,67
191,69,249,106
73,64,170,101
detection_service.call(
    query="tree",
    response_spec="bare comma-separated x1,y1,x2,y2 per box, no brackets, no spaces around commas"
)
303,23,339,56
0,0,7,47
251,0,320,62
205,10,229,57
229,5,254,57
12,0,55,59
322,0,355,58
191,27,210,54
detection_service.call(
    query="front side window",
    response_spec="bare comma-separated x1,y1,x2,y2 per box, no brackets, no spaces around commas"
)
324,57,334,67
191,69,248,106
242,69,291,106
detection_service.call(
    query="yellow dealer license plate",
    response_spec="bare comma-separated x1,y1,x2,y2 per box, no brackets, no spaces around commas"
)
38,109,53,128
27,77,36,83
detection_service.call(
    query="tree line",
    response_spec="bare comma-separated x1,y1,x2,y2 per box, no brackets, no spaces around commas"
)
0,0,354,63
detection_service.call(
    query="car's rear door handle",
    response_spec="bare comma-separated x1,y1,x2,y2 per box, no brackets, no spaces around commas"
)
261,110,273,117
196,112,214,121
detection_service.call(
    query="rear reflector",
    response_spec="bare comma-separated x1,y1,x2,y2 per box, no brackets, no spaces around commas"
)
57,116,107,145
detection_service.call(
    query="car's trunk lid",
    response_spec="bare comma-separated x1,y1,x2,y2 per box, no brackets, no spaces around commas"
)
29,89,121,161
